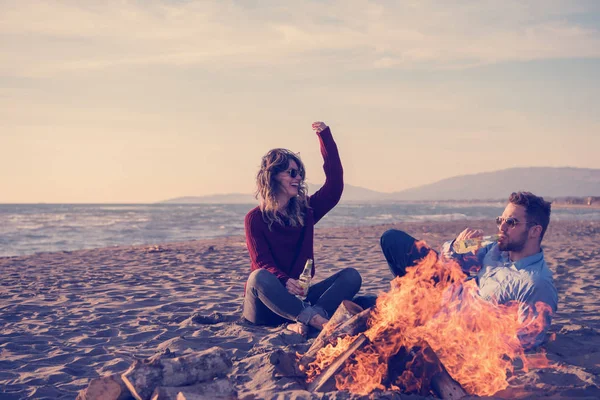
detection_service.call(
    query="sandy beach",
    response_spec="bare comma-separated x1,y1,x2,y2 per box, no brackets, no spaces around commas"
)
1,219,599,399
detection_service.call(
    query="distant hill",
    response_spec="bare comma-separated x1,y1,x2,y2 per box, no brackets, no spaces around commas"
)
308,183,387,202
387,167,600,201
160,167,600,203
160,184,380,204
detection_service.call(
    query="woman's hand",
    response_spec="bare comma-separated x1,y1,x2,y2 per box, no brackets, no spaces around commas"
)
286,278,305,296
312,121,328,133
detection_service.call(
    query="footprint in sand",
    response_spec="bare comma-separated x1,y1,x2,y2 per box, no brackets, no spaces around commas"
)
566,258,583,267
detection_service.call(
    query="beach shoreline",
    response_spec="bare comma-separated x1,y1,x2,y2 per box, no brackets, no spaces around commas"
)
1,220,599,399
3,201,600,259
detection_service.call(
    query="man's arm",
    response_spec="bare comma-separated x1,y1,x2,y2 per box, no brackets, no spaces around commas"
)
517,280,558,350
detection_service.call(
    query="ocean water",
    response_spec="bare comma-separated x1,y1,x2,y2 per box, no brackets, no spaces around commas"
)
1,203,599,257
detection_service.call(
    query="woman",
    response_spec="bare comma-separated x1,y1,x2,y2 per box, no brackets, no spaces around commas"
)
243,121,362,336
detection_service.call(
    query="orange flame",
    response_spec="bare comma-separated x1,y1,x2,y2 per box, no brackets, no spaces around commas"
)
303,335,356,382
306,247,553,396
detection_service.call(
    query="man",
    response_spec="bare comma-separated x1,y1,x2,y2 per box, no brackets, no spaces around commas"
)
379,191,558,350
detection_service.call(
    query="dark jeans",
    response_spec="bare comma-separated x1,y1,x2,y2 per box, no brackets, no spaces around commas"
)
380,229,432,278
353,229,433,310
243,267,362,326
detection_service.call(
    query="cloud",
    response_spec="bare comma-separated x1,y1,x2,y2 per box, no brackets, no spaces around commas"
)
0,0,599,77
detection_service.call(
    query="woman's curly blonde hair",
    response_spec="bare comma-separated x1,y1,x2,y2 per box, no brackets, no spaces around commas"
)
256,148,309,229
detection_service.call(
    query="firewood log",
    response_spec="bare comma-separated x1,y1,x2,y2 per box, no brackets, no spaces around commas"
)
388,343,467,399
421,344,467,399
299,307,372,370
321,300,364,336
174,394,214,400
269,349,304,377
76,373,131,400
308,333,369,392
150,378,235,400
122,347,232,400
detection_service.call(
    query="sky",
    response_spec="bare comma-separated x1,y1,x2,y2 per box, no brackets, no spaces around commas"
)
1,0,599,203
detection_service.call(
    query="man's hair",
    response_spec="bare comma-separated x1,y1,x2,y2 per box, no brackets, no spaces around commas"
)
509,191,552,241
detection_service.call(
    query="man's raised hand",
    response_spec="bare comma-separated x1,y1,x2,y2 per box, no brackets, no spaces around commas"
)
456,227,483,242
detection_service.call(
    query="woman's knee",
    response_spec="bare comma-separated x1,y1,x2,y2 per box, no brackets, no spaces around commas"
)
246,269,277,293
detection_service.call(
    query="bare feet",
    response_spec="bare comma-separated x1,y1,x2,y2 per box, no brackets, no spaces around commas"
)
287,315,329,338
287,322,308,338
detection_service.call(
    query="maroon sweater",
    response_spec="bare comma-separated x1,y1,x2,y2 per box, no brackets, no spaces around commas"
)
244,127,343,285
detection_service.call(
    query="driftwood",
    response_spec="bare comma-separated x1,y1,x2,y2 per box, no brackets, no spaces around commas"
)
308,333,369,392
150,378,235,400
174,393,228,400
174,394,215,400
122,347,232,400
76,373,131,400
269,349,304,378
299,304,371,370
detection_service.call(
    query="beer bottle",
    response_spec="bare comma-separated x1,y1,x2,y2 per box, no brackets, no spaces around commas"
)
452,235,500,254
297,259,313,301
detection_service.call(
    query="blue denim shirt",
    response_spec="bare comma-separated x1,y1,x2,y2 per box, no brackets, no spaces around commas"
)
442,241,559,350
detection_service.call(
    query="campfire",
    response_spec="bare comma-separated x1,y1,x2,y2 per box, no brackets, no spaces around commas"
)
298,245,552,398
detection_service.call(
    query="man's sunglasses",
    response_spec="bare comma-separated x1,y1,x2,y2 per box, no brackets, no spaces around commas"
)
285,168,301,178
495,216,537,228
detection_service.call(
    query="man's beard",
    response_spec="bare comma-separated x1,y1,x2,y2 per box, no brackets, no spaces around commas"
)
498,230,528,252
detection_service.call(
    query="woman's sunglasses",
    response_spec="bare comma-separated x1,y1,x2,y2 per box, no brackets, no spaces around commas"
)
495,216,537,228
285,168,301,178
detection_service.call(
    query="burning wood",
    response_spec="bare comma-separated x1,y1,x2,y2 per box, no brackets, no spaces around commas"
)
321,300,364,336
304,327,466,398
307,334,370,393
386,343,467,399
300,247,549,397
298,300,371,370
422,344,467,399
304,328,466,398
